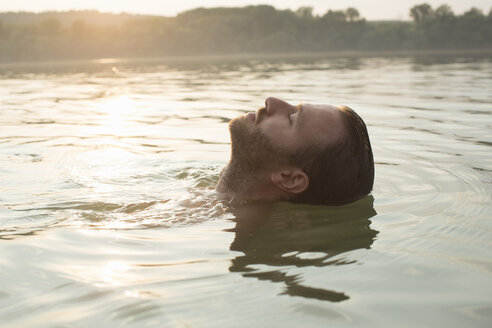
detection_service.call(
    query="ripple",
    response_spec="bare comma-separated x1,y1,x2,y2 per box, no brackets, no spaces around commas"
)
1,55,492,327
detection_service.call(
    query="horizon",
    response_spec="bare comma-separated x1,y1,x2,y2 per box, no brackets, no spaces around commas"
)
1,0,491,21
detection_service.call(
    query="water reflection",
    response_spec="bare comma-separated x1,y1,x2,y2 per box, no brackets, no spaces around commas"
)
1,55,491,327
228,196,378,302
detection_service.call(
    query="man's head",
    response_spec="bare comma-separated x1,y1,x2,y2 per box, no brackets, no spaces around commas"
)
216,97,374,205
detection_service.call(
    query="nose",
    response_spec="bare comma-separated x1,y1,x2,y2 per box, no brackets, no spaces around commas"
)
265,97,296,115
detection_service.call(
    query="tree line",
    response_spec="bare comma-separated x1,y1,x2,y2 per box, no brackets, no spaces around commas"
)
1,3,491,62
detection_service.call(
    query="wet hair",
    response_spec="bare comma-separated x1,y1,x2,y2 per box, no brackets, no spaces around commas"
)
292,106,374,205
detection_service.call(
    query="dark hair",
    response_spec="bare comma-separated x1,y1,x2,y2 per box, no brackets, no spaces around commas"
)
293,106,374,205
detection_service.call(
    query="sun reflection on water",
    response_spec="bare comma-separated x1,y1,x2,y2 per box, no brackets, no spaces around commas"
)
94,95,136,137
101,261,130,286
124,290,140,298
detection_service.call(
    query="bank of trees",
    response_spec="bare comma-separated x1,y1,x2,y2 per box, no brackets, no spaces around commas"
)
0,3,491,62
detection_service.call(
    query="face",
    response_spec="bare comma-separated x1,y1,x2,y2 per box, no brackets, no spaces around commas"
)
227,106,290,176
229,97,346,163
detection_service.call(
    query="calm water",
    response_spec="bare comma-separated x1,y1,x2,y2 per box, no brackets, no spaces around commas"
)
1,55,491,327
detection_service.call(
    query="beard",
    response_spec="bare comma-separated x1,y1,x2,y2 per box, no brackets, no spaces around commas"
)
220,114,290,194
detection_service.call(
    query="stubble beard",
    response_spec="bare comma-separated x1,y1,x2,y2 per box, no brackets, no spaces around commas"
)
220,115,288,194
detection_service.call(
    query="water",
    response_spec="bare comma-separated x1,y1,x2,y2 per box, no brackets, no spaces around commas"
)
1,55,491,327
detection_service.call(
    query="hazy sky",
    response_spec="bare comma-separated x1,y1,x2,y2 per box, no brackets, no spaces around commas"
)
1,0,491,20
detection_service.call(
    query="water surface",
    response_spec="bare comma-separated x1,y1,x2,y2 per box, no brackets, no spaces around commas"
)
1,55,491,327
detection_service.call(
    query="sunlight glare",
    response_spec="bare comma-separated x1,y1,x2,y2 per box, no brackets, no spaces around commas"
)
101,261,130,286
95,95,136,137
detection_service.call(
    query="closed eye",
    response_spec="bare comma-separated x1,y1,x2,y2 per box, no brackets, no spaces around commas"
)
289,113,297,126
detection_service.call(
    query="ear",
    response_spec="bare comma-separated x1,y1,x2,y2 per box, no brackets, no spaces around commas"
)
271,168,309,195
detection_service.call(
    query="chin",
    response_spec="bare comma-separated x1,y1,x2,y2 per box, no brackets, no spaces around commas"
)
229,114,250,137
228,115,242,128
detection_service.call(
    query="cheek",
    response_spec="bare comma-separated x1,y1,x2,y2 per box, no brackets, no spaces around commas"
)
259,121,295,149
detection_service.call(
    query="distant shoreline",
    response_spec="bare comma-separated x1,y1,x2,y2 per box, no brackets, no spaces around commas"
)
1,49,492,66
2,6,491,64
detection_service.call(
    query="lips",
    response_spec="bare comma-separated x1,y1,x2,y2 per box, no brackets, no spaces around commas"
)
246,112,256,122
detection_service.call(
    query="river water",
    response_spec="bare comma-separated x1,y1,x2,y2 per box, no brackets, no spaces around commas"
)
1,55,491,327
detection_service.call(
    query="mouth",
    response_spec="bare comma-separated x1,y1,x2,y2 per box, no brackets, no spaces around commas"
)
246,112,256,122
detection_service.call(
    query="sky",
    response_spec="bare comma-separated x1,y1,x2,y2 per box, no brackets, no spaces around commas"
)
1,0,491,20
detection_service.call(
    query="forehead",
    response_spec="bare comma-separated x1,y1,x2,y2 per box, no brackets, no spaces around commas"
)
297,103,346,146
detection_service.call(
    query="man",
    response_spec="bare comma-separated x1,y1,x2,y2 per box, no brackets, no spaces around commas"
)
216,97,374,205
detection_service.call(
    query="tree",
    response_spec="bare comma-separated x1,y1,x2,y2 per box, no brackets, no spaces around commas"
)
296,6,313,19
462,7,484,19
70,19,87,38
455,7,486,46
322,10,346,23
435,4,454,19
410,3,434,23
39,17,62,36
345,7,360,22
